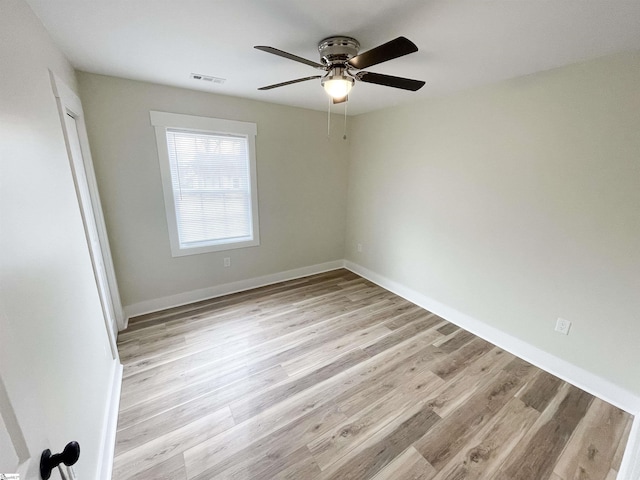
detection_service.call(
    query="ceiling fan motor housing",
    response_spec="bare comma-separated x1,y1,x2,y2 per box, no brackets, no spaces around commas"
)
318,36,360,66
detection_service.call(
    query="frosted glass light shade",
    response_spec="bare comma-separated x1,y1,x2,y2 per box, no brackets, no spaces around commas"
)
323,77,354,99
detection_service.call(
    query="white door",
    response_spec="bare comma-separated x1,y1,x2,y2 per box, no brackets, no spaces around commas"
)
0,375,28,478
0,374,29,477
0,373,73,480
50,72,124,354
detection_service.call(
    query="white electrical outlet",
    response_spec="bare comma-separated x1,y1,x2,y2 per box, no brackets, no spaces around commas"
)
357,243,363,252
223,257,231,267
555,317,571,335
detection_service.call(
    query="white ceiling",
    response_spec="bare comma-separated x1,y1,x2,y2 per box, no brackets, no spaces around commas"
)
26,0,640,115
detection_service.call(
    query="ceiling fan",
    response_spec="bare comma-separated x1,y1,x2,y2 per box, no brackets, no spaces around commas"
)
254,36,425,104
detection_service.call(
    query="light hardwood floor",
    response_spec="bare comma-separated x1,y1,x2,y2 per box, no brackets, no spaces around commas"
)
113,269,633,479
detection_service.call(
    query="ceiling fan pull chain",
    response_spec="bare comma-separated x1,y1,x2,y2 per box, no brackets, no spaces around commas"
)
327,96,331,138
343,101,348,140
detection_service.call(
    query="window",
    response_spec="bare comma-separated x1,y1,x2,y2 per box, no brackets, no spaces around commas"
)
151,111,259,256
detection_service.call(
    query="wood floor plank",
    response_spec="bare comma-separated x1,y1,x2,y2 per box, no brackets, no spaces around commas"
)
175,289,386,353
552,398,630,480
436,329,476,354
269,449,322,480
182,329,443,478
122,271,356,335
119,329,187,365
281,324,392,376
113,406,234,479
517,369,563,413
424,347,514,418
229,348,370,424
362,315,444,357
335,341,445,420
121,298,394,400
436,323,458,336
308,369,443,470
140,286,392,368
429,397,539,480
612,415,634,471
382,308,436,330
126,270,354,324
186,400,348,479
415,361,536,471
429,336,493,381
120,276,372,356
124,453,187,480
113,269,633,480
605,468,619,480
492,383,594,480
186,283,378,338
120,297,399,418
371,446,436,480
248,446,321,480
182,395,342,478
116,364,287,437
317,402,441,480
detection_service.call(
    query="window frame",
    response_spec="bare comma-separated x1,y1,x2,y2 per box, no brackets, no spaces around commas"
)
150,111,259,257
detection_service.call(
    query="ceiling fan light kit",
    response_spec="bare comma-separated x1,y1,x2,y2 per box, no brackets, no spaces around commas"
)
321,67,355,99
255,35,425,103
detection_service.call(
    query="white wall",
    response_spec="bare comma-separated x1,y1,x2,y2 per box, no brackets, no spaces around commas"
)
0,0,117,477
77,73,350,314
346,51,640,398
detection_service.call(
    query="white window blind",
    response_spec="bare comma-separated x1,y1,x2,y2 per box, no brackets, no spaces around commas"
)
166,129,253,248
151,111,259,257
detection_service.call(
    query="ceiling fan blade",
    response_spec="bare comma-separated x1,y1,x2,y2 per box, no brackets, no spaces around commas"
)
333,95,348,104
355,71,425,91
254,46,325,69
348,36,418,70
258,75,322,90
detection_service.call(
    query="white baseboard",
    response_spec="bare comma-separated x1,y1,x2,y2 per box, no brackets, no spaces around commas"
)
619,416,640,480
344,260,640,415
98,360,123,480
122,260,345,325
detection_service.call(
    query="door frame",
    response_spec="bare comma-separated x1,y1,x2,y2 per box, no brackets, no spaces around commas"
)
49,72,124,351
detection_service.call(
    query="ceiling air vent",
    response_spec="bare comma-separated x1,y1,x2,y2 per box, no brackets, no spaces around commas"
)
190,73,226,84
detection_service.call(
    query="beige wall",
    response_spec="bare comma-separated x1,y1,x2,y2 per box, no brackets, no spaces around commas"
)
0,0,117,477
346,52,640,396
77,73,349,310
75,50,639,398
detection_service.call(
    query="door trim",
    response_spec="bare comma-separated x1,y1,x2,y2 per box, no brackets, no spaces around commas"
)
49,72,124,346
96,361,123,480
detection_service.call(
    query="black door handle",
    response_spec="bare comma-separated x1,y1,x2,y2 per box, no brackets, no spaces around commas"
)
40,441,80,480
